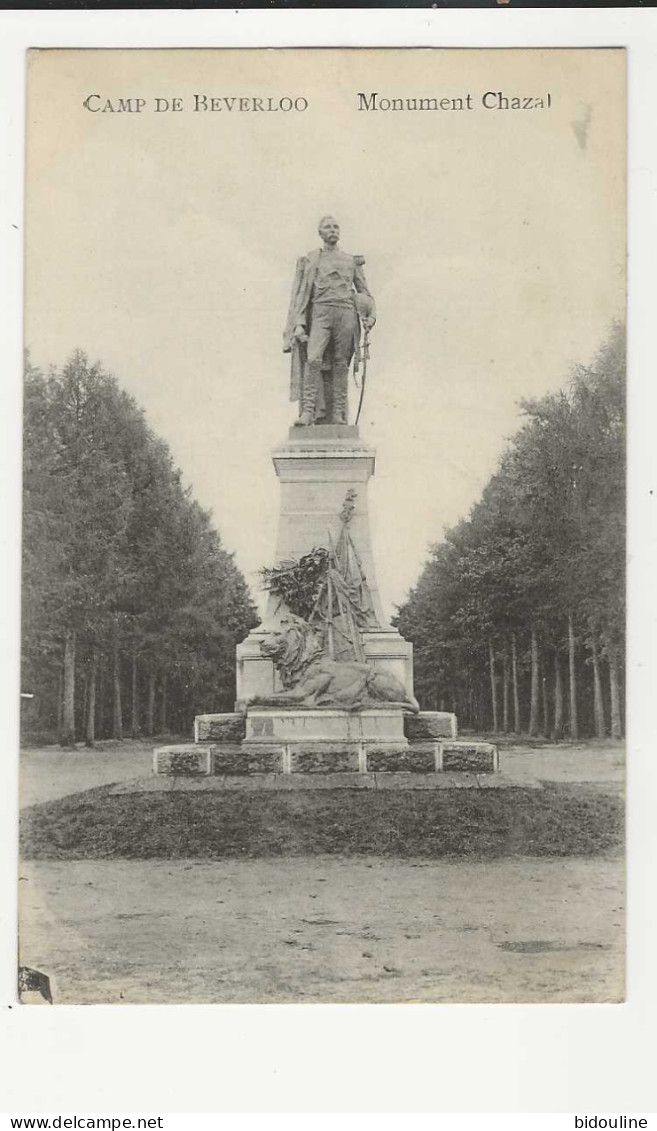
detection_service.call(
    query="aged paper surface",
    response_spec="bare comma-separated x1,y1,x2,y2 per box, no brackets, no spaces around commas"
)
20,47,625,1005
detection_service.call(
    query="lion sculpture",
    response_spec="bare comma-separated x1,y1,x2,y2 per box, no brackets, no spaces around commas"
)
252,616,420,713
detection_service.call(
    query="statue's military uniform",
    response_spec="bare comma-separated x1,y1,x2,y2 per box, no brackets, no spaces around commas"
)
283,247,375,424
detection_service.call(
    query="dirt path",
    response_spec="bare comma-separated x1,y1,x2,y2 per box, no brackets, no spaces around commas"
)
20,740,160,807
499,742,624,786
19,855,623,1004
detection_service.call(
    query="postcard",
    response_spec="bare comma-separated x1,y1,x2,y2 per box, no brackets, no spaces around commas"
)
19,46,625,1006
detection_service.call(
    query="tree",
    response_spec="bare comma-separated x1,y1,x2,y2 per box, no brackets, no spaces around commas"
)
21,350,259,745
396,324,625,739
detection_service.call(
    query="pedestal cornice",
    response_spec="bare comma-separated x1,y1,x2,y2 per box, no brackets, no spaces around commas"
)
273,425,375,474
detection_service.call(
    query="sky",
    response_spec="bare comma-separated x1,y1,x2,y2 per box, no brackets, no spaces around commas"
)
24,47,625,618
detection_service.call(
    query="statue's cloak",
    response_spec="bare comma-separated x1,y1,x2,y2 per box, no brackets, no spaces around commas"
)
283,249,367,406
283,249,321,404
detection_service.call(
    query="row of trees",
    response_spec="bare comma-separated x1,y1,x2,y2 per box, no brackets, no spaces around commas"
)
22,351,259,745
395,325,625,739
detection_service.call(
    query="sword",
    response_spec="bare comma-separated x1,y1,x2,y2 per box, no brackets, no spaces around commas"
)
355,327,370,426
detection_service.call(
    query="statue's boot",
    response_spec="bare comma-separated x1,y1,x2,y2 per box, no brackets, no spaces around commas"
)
330,362,349,424
294,363,320,426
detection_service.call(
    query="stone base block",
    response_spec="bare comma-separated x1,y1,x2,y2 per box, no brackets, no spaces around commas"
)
405,711,458,741
361,629,415,700
154,745,211,776
287,424,359,440
235,630,276,707
289,746,360,774
367,743,437,773
195,713,246,743
211,744,284,775
439,741,499,773
245,707,408,746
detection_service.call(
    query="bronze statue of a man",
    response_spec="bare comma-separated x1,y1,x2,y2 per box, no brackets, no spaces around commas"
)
283,216,376,426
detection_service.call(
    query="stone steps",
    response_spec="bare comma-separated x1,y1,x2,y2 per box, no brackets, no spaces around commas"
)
153,739,498,776
117,767,534,795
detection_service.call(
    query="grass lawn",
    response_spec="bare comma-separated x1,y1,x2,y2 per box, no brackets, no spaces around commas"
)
20,781,623,861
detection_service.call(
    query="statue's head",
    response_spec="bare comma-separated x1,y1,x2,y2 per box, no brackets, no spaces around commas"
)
318,215,340,247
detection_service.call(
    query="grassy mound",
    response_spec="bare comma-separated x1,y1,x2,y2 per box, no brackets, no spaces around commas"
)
20,783,623,861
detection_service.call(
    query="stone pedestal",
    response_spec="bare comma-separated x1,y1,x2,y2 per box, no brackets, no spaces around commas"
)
243,706,407,747
235,424,414,706
404,712,458,741
270,425,384,623
241,706,408,773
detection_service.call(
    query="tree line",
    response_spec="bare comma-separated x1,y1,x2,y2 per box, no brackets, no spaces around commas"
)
395,325,625,740
22,351,259,746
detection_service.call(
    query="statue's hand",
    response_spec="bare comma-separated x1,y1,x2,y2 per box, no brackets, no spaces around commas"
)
362,317,376,332
293,324,308,343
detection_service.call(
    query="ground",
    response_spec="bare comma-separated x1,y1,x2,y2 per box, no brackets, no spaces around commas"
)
18,737,624,1005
